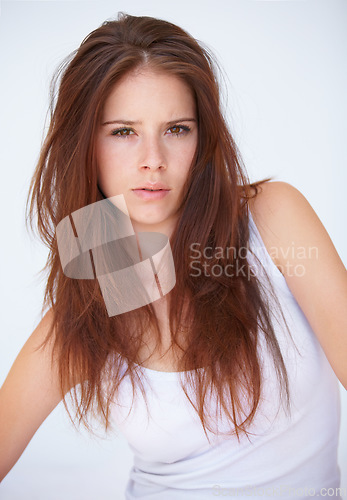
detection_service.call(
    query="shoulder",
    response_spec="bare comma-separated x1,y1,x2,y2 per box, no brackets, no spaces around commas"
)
247,181,312,271
248,180,312,234
0,308,65,481
248,181,347,389
247,180,330,269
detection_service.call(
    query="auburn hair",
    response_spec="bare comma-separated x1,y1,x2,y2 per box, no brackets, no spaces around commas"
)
27,13,290,440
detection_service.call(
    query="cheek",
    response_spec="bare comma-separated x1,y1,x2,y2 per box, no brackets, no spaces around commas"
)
171,140,197,175
96,140,134,184
183,131,198,160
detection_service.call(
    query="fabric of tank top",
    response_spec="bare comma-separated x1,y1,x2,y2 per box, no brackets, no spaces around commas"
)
105,211,341,499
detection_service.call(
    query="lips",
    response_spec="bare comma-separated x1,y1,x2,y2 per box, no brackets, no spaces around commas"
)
140,188,163,192
132,183,171,200
133,182,170,191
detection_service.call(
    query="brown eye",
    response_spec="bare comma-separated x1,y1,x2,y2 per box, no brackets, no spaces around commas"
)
112,128,134,137
170,126,181,134
167,125,190,136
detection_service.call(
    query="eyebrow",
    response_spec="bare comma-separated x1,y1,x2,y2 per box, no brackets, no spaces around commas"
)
101,118,197,126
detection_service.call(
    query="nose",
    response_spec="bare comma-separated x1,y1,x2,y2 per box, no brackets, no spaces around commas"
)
139,135,167,171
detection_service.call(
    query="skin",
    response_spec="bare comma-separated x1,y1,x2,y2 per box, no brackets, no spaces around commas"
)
0,70,346,483
249,182,347,389
95,68,198,353
96,68,198,238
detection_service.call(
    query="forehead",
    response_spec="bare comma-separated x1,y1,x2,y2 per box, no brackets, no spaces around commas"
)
101,68,196,120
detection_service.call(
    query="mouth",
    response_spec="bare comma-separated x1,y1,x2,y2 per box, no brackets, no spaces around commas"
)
132,187,171,200
133,183,171,191
137,188,166,192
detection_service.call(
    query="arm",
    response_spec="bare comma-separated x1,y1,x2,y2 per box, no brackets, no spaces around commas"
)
0,310,66,481
250,181,347,389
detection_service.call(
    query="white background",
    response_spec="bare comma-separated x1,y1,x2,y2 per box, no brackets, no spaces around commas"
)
0,0,346,498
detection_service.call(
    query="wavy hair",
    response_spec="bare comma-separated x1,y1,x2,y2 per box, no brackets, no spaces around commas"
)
27,13,290,440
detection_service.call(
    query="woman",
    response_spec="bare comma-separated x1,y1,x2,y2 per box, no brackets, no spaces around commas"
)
0,13,346,498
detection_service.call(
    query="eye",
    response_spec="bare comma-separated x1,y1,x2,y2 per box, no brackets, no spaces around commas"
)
166,125,191,136
111,127,135,138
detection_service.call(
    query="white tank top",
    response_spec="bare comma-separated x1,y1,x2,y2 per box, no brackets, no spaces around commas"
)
107,212,341,499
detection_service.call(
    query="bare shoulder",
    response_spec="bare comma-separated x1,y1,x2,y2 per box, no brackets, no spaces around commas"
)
12,308,59,372
24,308,55,351
248,181,347,388
247,180,324,269
248,180,310,237
249,180,302,207
0,308,64,481
0,307,63,418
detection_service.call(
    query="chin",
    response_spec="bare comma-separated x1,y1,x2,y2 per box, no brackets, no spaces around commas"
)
130,213,175,233
131,218,166,230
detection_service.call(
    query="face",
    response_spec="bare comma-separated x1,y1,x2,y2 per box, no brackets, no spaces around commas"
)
96,68,198,237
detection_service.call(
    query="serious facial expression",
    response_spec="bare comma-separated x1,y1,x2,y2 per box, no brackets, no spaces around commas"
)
96,68,198,237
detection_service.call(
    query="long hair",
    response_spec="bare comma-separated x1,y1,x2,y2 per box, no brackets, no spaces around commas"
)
27,13,290,439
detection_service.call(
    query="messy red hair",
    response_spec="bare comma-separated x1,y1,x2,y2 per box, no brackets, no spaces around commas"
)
28,13,290,439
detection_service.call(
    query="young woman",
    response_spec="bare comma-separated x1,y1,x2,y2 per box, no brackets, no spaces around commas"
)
0,13,346,498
